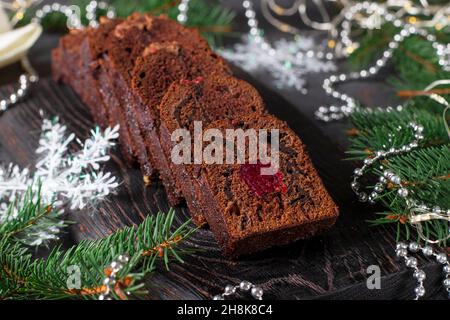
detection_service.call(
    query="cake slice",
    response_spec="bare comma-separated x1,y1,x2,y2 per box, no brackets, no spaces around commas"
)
195,115,339,258
101,13,212,180
52,19,123,131
79,17,122,129
130,43,232,206
158,75,266,225
52,29,86,96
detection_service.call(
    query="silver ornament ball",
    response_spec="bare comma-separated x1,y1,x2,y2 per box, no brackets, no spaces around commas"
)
396,242,408,250
396,248,408,258
251,286,263,299
443,264,450,274
397,188,409,198
436,253,448,264
422,246,433,256
414,286,425,298
239,281,252,291
406,257,418,268
358,192,368,203
413,270,426,281
408,242,419,253
224,285,236,295
443,278,450,289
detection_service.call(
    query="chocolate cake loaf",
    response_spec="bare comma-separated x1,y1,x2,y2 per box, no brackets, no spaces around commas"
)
79,18,122,129
52,19,123,130
52,29,86,96
130,43,232,206
101,13,211,176
195,115,339,258
158,75,266,225
52,12,339,258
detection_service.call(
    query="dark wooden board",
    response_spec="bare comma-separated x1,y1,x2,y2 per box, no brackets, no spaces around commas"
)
0,72,445,300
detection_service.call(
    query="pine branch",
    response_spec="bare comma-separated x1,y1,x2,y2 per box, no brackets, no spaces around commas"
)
0,184,68,247
348,105,449,160
346,13,450,245
0,185,195,299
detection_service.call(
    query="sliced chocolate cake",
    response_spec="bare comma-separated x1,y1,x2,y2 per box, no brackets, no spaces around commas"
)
158,75,266,225
130,43,232,206
195,115,339,258
102,13,211,174
52,12,339,258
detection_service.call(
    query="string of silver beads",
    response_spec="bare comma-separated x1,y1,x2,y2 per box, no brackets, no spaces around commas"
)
32,2,83,29
242,0,334,94
2,1,115,115
213,281,264,300
351,121,449,241
351,122,424,204
98,254,130,300
177,0,190,24
31,1,115,29
0,74,38,114
396,242,450,300
315,2,450,122
85,0,116,28
243,0,335,60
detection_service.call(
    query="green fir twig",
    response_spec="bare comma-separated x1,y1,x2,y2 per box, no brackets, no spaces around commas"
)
0,187,195,300
346,17,450,245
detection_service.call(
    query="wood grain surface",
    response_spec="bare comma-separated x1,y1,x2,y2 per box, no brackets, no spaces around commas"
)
0,71,446,300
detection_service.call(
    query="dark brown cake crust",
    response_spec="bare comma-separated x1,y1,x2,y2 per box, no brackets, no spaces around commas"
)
51,29,86,95
158,75,266,225
79,18,122,129
102,13,213,182
195,115,339,258
130,43,232,206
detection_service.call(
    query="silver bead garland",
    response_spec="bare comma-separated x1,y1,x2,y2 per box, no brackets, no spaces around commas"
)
396,241,450,300
351,122,424,204
98,254,130,300
1,1,116,114
350,118,449,243
242,0,334,94
314,1,450,122
0,71,38,114
213,281,264,300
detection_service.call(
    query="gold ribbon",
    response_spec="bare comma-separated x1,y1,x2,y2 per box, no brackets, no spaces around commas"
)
408,206,450,244
422,79,450,140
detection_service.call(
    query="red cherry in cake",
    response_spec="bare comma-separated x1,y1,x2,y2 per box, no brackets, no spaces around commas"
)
239,162,287,197
180,76,204,85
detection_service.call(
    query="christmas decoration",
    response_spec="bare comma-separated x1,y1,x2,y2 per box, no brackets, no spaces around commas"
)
220,0,336,93
212,281,264,300
0,1,40,113
315,2,450,122
0,22,41,69
1,0,234,113
0,194,194,299
21,0,234,45
345,18,449,245
0,116,119,246
395,241,450,300
262,0,450,59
